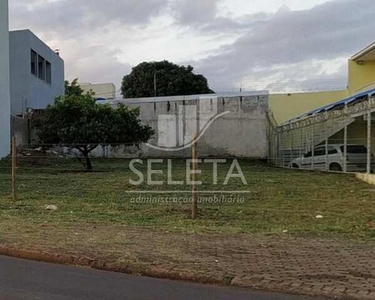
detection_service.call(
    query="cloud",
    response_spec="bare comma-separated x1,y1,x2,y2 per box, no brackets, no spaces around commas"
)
9,0,162,89
171,0,271,34
10,0,167,36
172,0,220,25
9,0,375,95
58,41,131,89
194,0,375,92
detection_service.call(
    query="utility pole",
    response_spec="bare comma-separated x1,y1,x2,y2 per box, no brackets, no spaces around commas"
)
154,72,157,97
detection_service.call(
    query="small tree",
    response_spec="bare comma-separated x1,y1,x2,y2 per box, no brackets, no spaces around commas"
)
34,94,154,170
65,79,84,97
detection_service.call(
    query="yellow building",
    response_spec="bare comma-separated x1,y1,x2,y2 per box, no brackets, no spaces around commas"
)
269,90,347,124
270,42,375,124
348,42,375,94
80,82,117,100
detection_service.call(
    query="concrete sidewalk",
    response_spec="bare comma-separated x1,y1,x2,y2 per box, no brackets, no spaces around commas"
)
130,232,375,299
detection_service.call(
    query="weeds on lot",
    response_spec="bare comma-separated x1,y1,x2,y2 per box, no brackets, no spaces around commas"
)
0,157,374,239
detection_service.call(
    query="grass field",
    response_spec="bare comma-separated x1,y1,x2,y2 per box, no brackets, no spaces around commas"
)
0,155,375,240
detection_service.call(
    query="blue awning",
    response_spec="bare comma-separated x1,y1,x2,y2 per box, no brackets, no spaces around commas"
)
281,88,375,125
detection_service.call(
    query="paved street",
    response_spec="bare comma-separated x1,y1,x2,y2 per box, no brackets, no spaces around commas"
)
0,255,321,300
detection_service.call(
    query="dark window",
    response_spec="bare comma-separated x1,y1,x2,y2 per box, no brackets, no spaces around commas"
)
46,61,52,84
304,151,312,158
314,147,325,157
31,50,37,75
340,145,367,154
328,147,338,155
38,55,45,80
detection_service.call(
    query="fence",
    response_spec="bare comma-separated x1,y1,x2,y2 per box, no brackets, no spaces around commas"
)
269,92,375,174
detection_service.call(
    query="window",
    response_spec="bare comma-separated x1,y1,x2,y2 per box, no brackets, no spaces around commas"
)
32,49,52,84
305,147,330,157
38,55,45,80
340,145,367,154
31,50,37,76
314,147,325,157
328,147,338,155
46,61,52,84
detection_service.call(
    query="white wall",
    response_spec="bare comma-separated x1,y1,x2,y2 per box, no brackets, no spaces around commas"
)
90,94,269,159
0,0,10,157
9,30,65,115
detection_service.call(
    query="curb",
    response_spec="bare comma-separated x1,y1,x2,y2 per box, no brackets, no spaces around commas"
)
0,245,358,300
0,245,222,285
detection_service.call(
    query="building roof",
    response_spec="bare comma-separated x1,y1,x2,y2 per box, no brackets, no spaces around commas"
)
280,88,375,126
109,91,269,105
351,42,375,62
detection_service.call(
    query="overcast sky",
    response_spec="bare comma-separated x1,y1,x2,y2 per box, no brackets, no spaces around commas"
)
9,0,375,95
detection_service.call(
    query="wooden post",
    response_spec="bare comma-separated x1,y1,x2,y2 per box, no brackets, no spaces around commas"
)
12,136,17,200
191,135,198,219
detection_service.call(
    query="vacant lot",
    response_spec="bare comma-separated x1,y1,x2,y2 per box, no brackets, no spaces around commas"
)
0,155,374,239
1,155,375,298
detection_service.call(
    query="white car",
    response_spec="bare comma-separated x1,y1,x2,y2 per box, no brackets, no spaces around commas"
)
290,144,374,172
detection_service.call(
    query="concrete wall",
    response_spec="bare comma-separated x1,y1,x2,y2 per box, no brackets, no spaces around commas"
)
11,116,28,147
356,173,375,185
80,83,116,100
0,0,10,157
90,94,269,158
9,30,64,116
269,90,348,124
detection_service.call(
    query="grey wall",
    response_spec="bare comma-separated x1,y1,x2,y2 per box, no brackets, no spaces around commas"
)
90,93,269,158
0,0,10,157
11,116,28,147
9,30,64,116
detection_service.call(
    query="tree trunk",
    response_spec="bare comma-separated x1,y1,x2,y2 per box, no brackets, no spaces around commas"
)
83,153,93,171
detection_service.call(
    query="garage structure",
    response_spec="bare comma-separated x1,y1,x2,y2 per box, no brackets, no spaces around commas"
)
269,42,375,174
270,89,375,173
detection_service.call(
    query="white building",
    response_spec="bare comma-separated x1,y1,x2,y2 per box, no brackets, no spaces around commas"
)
0,0,10,157
9,30,65,116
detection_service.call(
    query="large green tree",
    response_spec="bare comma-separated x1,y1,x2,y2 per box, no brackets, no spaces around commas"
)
121,61,214,98
34,94,154,170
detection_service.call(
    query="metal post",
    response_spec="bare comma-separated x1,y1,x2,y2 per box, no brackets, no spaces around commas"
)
300,127,303,159
275,132,280,166
277,132,281,166
12,136,17,201
311,124,315,170
267,123,271,165
367,100,372,174
282,131,285,168
154,72,157,97
290,131,293,168
343,104,348,173
325,120,329,171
